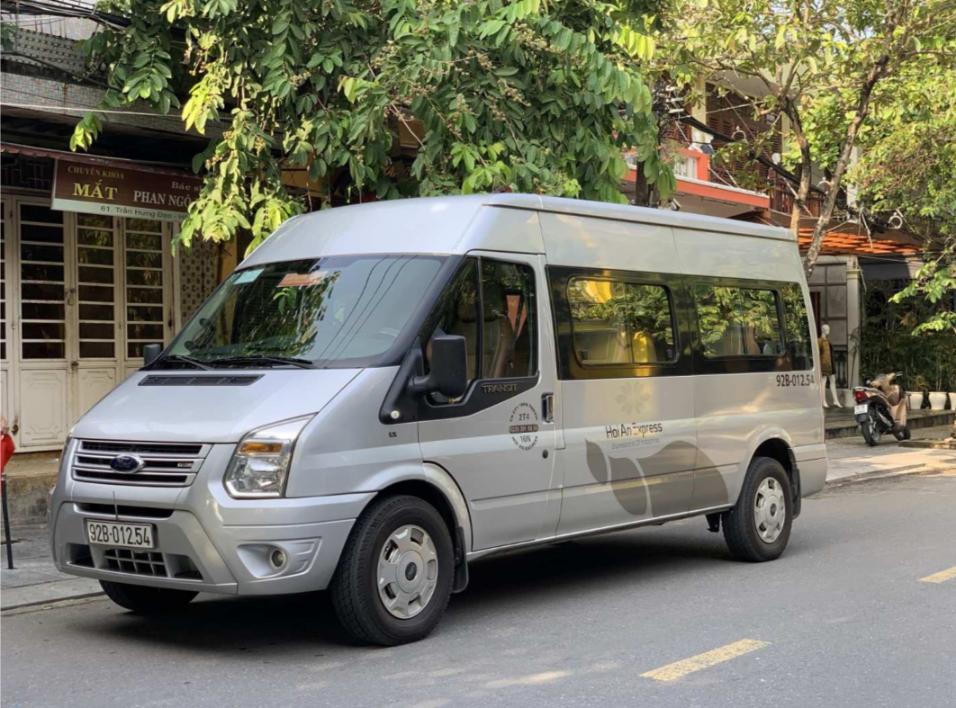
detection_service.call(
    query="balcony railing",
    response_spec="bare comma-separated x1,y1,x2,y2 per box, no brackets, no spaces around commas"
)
769,174,826,216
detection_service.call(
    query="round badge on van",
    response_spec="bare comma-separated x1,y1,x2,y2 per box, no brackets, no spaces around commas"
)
110,454,145,473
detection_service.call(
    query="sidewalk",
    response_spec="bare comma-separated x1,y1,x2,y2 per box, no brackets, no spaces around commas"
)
0,525,101,610
824,424,956,483
3,429,956,611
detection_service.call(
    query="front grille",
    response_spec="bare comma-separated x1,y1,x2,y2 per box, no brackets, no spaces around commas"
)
76,503,174,519
81,441,202,455
72,439,210,487
104,548,167,576
79,546,203,580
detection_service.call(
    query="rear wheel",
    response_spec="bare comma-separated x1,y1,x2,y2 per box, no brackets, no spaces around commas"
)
861,409,881,446
331,495,454,646
722,457,792,562
99,580,197,614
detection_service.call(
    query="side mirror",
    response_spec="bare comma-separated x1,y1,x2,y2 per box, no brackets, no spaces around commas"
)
142,343,163,366
409,335,468,399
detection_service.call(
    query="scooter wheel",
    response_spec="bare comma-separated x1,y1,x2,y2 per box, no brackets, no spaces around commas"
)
861,411,881,446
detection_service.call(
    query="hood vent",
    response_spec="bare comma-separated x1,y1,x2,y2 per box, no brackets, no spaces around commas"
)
139,374,262,387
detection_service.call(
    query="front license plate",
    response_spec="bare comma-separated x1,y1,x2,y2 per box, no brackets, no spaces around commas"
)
854,404,869,415
85,520,155,549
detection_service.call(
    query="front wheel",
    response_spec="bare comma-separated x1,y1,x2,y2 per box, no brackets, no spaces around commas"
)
99,580,197,614
330,495,454,646
893,426,911,442
861,409,881,446
722,457,793,562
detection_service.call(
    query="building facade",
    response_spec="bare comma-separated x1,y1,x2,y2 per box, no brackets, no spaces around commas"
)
1,16,230,452
1,151,226,452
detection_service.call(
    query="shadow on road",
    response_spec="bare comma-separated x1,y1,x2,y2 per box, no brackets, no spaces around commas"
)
75,526,740,653
457,530,730,612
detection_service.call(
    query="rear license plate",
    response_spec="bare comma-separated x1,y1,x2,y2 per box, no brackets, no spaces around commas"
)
85,520,155,549
854,403,869,415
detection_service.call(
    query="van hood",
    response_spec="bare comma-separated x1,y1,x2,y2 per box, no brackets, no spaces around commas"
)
71,368,363,443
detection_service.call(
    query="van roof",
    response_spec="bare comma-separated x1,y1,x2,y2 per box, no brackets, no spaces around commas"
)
241,193,792,268
482,193,792,241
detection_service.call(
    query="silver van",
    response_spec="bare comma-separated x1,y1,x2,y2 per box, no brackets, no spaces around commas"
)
51,194,827,645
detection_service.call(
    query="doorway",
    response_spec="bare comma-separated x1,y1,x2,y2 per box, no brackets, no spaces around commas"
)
0,196,175,451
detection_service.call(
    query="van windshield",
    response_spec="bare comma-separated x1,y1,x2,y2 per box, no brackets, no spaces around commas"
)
163,255,446,368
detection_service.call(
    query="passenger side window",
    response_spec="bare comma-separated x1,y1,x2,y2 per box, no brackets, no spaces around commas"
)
780,283,813,370
425,260,480,383
567,278,676,365
480,260,536,379
695,284,784,357
424,257,538,399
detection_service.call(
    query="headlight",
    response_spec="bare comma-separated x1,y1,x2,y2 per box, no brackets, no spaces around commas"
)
224,416,312,498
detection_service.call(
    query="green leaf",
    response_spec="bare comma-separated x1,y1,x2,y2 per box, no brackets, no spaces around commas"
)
272,14,290,35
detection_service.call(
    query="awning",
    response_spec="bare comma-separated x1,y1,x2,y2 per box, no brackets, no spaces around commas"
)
0,142,193,178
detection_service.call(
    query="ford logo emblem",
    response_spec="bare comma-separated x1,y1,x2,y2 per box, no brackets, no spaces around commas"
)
110,454,145,473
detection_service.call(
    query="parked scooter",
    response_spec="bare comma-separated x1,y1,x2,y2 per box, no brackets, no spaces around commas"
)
853,372,911,446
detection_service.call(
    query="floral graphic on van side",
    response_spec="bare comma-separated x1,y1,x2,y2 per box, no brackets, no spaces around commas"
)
585,440,728,516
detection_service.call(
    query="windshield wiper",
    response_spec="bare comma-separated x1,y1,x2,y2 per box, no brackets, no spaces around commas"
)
154,354,212,370
209,355,315,369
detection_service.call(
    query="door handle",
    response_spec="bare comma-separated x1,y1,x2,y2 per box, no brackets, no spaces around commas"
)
541,392,554,423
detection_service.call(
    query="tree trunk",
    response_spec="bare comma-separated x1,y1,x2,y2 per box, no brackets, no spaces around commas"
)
632,167,654,207
786,113,813,240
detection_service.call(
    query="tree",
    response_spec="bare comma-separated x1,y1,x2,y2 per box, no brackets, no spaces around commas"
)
850,61,956,336
71,0,673,249
656,0,956,275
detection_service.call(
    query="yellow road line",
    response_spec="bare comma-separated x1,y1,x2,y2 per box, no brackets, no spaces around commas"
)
641,639,770,682
920,566,956,584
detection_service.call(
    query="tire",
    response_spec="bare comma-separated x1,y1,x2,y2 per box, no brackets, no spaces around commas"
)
330,495,454,646
99,580,197,614
861,409,881,447
722,457,793,562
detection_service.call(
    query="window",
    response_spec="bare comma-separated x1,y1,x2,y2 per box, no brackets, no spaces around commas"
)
168,255,446,366
423,257,537,396
480,260,536,378
695,284,783,358
425,259,480,383
780,283,813,370
567,278,676,366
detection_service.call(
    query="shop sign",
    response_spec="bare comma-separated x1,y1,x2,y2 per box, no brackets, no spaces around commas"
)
52,159,201,221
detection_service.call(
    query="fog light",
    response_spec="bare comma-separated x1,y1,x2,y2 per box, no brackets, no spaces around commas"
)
269,548,287,569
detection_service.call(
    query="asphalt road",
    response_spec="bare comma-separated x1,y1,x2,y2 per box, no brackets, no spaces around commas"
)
3,471,955,708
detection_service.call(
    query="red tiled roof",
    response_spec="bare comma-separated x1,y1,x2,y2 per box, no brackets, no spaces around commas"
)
796,226,921,256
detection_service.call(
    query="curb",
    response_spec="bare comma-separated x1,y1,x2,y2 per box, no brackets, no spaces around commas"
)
825,463,936,488
1,575,105,612
825,410,955,440
899,438,956,450
2,590,104,613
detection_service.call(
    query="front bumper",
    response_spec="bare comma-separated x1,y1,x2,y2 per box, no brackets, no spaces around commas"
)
51,442,373,595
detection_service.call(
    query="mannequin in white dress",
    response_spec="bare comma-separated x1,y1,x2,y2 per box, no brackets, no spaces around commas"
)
819,323,842,408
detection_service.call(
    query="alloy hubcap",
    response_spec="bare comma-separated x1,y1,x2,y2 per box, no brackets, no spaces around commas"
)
754,477,786,543
377,524,438,619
